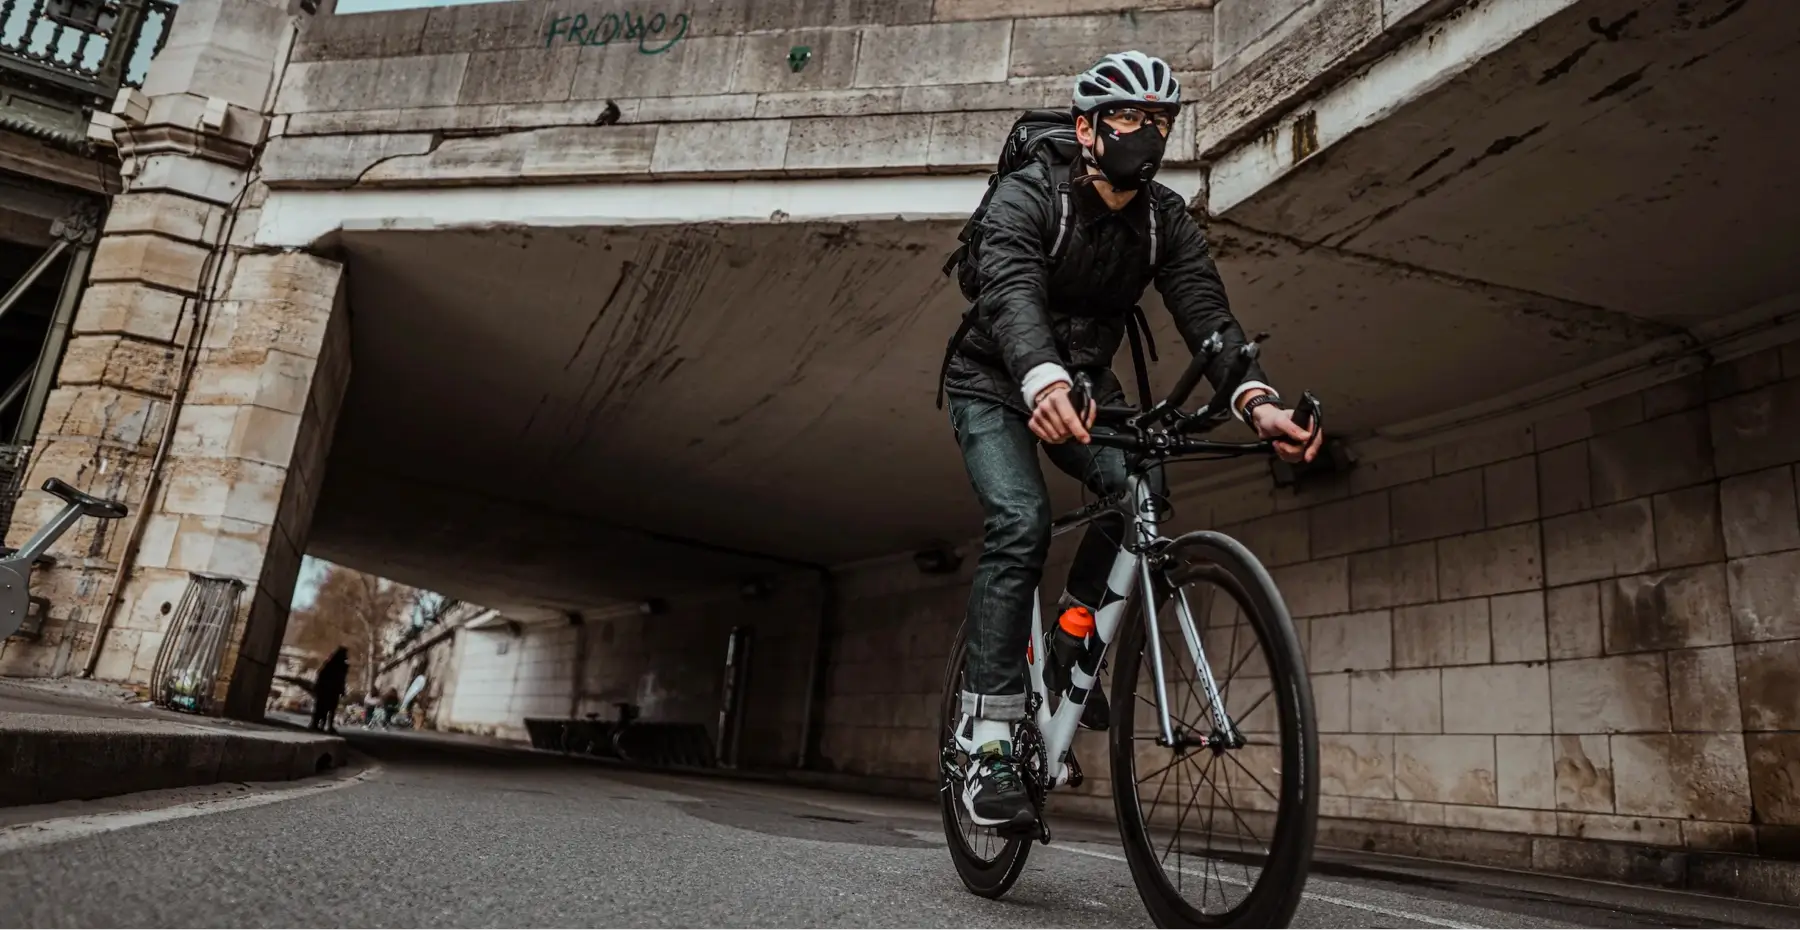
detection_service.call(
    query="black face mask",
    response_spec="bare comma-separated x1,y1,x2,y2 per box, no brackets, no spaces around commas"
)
1090,123,1167,191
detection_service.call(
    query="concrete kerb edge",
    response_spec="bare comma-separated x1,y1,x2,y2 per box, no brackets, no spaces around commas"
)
0,723,348,808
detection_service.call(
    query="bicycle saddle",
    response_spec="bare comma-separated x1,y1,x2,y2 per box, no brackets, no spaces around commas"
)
43,478,129,519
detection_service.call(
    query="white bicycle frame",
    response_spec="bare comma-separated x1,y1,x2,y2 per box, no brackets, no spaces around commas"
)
956,473,1235,790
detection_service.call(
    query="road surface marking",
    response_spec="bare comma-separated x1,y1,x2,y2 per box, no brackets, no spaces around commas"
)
0,766,381,856
1053,843,1484,929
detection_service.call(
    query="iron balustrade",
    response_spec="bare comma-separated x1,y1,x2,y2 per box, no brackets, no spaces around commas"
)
0,0,176,100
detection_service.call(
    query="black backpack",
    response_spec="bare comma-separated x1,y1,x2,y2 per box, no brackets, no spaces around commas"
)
936,109,1162,409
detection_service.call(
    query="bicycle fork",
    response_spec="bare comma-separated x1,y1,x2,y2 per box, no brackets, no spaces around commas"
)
1132,488,1235,753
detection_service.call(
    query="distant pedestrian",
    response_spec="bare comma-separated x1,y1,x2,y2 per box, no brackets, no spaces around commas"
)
310,647,350,733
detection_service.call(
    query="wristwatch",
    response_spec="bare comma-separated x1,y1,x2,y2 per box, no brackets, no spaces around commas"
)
1240,392,1284,420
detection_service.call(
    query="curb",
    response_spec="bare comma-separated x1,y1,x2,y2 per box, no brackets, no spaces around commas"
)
0,713,348,807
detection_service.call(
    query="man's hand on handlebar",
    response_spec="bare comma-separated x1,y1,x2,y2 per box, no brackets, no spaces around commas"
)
1031,382,1096,445
1244,391,1324,464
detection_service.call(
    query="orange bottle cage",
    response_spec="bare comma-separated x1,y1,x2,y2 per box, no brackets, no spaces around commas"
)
1058,605,1096,638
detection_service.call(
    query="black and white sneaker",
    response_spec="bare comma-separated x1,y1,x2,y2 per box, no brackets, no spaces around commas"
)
961,740,1036,835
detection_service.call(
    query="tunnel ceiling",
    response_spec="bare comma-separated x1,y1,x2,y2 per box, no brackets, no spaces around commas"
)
314,214,1641,611
307,0,1799,612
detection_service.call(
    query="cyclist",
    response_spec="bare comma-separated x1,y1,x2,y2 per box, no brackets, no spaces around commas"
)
943,51,1324,833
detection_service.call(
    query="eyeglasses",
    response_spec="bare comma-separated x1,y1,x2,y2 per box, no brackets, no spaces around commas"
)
1103,107,1176,135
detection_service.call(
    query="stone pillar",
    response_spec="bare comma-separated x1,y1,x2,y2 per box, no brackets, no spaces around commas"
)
0,0,341,721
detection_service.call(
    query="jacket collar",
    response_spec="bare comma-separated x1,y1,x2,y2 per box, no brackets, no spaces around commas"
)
1070,169,1154,237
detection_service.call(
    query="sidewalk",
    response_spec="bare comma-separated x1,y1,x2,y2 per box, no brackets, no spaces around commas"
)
0,678,347,807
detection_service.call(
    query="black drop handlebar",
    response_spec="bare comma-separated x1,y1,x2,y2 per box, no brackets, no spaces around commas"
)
1066,328,1323,461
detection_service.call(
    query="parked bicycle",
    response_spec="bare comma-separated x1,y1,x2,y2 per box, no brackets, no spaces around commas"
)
938,334,1321,928
0,478,127,641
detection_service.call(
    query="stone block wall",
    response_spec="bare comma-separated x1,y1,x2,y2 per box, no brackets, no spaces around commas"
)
0,0,355,719
254,0,1459,189
758,338,1800,864
1212,343,1800,861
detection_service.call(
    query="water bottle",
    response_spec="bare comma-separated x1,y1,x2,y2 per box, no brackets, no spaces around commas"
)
1044,602,1095,696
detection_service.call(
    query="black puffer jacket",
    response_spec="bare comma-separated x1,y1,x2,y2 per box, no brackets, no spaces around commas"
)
944,160,1268,411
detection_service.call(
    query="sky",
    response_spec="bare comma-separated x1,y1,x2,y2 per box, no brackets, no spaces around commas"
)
291,555,331,611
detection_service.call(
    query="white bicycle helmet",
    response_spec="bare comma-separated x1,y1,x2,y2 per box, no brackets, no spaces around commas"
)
1072,51,1181,114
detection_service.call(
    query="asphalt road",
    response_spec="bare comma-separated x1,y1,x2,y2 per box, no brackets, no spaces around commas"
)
1,730,1795,928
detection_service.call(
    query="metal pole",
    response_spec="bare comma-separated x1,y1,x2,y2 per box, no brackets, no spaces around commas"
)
0,369,34,418
0,239,71,325
795,568,835,770
567,610,586,719
14,241,91,445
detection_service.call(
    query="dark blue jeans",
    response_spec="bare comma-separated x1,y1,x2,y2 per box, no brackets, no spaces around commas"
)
949,395,1165,721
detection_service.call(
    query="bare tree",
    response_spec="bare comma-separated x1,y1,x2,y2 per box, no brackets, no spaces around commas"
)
286,562,422,695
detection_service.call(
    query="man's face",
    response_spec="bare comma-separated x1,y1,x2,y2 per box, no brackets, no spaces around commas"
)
1076,107,1177,151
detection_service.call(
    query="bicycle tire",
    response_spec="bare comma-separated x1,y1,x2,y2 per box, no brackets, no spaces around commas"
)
938,618,1032,899
1108,530,1318,928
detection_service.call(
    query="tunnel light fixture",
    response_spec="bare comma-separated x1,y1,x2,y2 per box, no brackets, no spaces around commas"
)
639,598,669,616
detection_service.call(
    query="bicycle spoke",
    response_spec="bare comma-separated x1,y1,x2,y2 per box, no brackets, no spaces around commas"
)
1233,687,1273,733
1141,746,1179,827
1202,756,1230,910
1134,746,1197,788
1221,748,1280,807
1134,690,1206,738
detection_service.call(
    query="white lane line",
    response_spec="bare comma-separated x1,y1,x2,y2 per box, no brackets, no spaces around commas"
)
1053,843,1484,929
0,766,381,856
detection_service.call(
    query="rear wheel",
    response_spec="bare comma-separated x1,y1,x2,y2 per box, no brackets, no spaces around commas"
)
939,619,1031,898
1108,531,1318,928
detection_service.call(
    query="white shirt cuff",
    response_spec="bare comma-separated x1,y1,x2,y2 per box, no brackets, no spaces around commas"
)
1020,362,1072,408
1231,381,1276,423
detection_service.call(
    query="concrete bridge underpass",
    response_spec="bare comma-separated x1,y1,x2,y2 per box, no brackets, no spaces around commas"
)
4,0,1800,897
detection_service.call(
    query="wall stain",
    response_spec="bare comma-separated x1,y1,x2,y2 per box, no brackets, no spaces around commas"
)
1588,67,1648,103
1404,145,1461,182
1290,111,1320,164
1329,124,1548,249
1538,42,1594,84
1588,10,1638,41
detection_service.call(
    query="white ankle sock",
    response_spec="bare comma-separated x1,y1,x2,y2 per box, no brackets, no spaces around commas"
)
971,717,1013,747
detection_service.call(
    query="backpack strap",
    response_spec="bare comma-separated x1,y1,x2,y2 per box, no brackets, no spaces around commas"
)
1124,311,1154,409
1047,175,1074,264
936,311,977,410
1147,198,1160,271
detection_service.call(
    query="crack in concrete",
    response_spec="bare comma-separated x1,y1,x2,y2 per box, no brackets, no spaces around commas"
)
350,133,444,188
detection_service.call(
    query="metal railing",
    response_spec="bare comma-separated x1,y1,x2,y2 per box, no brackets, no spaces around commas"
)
0,0,176,99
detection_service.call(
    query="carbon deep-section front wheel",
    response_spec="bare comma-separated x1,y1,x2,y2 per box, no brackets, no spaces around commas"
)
1109,530,1318,928
939,619,1032,899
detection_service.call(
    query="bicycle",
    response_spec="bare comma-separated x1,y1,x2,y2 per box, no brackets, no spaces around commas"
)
938,332,1321,928
0,478,128,641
